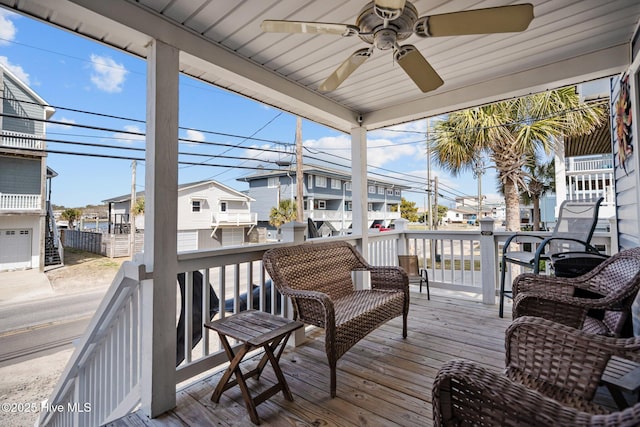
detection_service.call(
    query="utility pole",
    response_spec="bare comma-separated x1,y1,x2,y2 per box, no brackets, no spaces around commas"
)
295,117,304,223
433,176,439,230
129,160,136,256
426,118,432,230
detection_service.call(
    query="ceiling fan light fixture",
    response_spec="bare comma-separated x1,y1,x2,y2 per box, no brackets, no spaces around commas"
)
373,0,406,20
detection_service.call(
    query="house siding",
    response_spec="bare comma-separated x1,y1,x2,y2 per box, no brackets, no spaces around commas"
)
611,72,640,250
2,75,45,136
0,156,41,194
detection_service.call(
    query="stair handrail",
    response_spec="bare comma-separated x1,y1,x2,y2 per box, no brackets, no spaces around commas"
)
38,260,146,426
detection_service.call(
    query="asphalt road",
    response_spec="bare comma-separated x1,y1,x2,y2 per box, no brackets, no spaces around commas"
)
0,290,105,367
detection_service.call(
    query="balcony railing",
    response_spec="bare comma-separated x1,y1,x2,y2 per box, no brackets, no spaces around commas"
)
0,130,44,150
566,156,613,172
0,193,41,210
211,211,257,226
39,219,615,426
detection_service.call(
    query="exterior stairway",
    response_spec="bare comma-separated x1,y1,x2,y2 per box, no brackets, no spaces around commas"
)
45,202,63,266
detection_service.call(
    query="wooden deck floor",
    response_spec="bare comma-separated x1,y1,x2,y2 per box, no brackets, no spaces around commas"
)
110,291,513,426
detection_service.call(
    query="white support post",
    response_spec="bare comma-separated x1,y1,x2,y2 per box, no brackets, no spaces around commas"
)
479,217,497,305
554,138,567,214
141,39,179,418
351,126,369,290
394,218,409,256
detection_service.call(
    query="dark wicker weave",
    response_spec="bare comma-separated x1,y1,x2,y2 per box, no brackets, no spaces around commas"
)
512,247,640,337
433,316,640,426
262,240,409,397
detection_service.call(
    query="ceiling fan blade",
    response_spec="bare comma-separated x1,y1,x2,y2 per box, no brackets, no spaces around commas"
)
395,45,443,93
319,48,372,92
261,20,359,36
415,4,534,37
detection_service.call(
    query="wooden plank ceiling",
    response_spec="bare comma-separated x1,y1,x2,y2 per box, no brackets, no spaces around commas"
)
1,0,639,132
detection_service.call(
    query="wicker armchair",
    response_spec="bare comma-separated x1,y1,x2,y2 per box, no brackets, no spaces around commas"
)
263,240,409,397
512,247,640,337
433,316,640,426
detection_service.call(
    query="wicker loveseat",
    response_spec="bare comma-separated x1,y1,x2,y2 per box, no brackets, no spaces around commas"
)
263,240,410,397
432,316,640,426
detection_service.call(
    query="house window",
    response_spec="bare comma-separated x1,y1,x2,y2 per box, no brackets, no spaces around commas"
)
395,189,401,196
331,178,341,189
368,203,373,211
192,200,201,212
316,176,327,187
387,189,393,196
220,202,227,212
307,174,313,189
378,186,385,195
345,201,352,211
346,181,352,191
368,185,376,193
314,200,326,209
267,177,279,188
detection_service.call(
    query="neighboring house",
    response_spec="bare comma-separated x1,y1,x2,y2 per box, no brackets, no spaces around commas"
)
0,63,60,271
103,180,257,250
553,92,616,228
238,164,408,236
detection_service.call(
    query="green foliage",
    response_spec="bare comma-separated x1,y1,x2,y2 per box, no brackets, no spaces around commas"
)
61,208,82,229
132,197,145,215
269,199,297,229
432,86,605,231
395,198,419,222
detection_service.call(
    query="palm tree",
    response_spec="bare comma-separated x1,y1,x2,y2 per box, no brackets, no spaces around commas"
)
432,87,605,231
269,199,297,229
61,208,82,229
521,159,555,231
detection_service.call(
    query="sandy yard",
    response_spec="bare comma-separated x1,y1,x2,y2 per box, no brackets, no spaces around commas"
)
0,250,126,427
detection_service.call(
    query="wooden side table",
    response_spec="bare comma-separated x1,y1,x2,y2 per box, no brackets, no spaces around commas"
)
204,310,304,425
601,356,640,410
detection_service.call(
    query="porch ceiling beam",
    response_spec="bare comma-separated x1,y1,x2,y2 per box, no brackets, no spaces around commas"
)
365,44,630,130
67,0,358,132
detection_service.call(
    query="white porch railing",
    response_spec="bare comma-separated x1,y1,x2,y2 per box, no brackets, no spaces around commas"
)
1,130,44,150
39,219,614,425
0,193,41,210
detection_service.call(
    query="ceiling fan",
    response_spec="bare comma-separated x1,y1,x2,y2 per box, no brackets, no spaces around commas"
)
261,1,534,93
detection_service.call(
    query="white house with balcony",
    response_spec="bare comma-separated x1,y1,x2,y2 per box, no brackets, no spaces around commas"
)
103,180,257,250
238,164,407,236
0,63,58,271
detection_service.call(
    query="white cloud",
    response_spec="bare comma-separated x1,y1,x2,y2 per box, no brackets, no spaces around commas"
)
303,134,417,168
185,129,206,142
48,117,77,130
89,54,128,93
113,125,145,144
0,56,30,85
0,9,17,45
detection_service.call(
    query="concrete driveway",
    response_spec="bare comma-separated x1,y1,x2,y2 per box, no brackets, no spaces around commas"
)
0,269,53,306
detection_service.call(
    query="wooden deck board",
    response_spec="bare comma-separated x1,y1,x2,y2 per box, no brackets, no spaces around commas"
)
109,291,516,426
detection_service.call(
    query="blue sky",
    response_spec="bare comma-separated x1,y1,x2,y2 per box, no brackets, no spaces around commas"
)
0,8,494,209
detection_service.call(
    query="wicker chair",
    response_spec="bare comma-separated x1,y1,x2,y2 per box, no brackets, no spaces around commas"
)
433,316,640,426
263,240,409,397
512,247,640,337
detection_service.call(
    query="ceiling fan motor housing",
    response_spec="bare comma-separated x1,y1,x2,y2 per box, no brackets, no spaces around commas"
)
357,1,418,48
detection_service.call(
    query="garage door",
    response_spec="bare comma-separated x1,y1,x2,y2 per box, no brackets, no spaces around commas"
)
0,229,32,270
177,231,198,252
222,228,245,247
